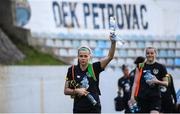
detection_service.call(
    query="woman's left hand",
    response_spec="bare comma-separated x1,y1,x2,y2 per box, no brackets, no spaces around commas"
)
146,76,158,86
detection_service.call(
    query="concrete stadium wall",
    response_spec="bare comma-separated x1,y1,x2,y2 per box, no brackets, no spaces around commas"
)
0,0,31,44
0,66,73,113
0,28,25,64
0,0,32,64
0,0,12,26
0,66,179,113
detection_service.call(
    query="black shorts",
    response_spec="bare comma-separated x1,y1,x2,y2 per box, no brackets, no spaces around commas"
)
73,103,101,113
161,97,174,113
137,96,161,113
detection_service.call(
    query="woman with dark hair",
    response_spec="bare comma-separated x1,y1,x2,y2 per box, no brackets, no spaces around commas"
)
64,35,116,113
129,56,145,87
117,64,131,113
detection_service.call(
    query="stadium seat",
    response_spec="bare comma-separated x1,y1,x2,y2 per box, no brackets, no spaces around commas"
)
130,34,139,40
166,58,174,66
64,40,72,48
159,50,167,57
58,33,65,38
89,40,97,48
73,33,82,39
65,33,73,39
59,49,68,56
128,49,135,57
54,40,63,47
136,49,144,56
72,40,80,47
83,33,91,39
97,40,107,48
176,42,180,48
145,41,153,47
168,42,176,48
176,35,180,40
105,41,111,48
137,41,145,48
138,35,146,40
146,35,154,40
70,33,77,39
175,58,180,66
80,40,89,46
93,48,103,57
158,58,166,65
129,41,137,48
119,49,127,57
68,49,77,56
152,41,160,48
160,42,168,48
103,49,109,56
122,41,129,48
46,39,54,47
175,50,180,57
167,50,175,57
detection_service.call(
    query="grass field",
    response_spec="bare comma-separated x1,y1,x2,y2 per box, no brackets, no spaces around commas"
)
12,38,65,65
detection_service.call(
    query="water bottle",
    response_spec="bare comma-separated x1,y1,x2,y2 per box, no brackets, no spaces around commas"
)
109,17,125,46
109,16,116,37
86,93,97,106
144,70,154,81
80,77,97,106
130,103,139,113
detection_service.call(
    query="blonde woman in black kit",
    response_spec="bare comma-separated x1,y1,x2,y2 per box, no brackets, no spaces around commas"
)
129,47,168,114
64,35,116,113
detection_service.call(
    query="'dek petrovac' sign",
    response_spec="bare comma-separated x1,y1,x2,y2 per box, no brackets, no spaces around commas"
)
23,0,165,37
